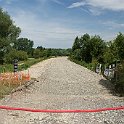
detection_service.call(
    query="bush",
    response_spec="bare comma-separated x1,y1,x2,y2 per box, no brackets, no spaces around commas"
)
4,49,28,63
18,51,28,61
112,62,124,95
33,49,42,58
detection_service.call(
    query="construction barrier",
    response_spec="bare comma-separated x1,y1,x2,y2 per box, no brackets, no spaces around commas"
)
0,70,30,86
0,106,124,113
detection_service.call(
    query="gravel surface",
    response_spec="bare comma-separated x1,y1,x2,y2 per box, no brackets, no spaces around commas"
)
0,57,124,124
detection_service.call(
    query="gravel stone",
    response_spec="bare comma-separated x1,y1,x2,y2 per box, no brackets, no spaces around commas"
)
0,57,123,124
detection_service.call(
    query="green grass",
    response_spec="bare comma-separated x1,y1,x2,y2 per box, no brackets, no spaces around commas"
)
0,64,13,73
0,57,50,73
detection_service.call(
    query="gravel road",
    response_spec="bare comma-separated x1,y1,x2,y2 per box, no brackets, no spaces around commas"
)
0,57,124,124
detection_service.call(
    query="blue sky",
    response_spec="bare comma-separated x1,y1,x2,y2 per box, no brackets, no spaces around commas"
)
0,0,124,48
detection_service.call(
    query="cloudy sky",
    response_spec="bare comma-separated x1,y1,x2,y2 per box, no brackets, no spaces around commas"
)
0,0,124,48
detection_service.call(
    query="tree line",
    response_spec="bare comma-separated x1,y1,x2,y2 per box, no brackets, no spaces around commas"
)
71,33,124,64
0,8,70,64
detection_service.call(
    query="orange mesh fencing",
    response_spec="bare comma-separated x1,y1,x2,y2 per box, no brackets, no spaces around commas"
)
0,70,30,87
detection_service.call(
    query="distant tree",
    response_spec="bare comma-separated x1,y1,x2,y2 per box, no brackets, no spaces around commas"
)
37,46,44,51
46,49,52,57
14,38,34,55
33,49,41,59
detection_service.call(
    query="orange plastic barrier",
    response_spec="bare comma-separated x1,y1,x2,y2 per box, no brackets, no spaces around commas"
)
0,71,30,86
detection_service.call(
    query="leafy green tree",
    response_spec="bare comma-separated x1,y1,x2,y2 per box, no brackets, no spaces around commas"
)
103,48,115,64
72,36,80,51
37,46,44,51
45,49,52,57
90,35,105,63
80,33,92,63
14,38,34,56
0,8,21,64
103,41,118,64
114,32,124,60
33,49,41,59
72,49,82,60
71,34,105,63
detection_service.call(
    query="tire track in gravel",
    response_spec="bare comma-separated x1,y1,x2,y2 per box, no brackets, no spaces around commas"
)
0,57,123,124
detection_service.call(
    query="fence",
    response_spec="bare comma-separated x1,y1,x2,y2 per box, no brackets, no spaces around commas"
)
95,62,124,94
0,70,30,87
96,64,115,79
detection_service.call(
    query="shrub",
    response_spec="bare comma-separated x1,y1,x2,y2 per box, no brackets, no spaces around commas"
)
4,49,28,63
33,49,41,58
18,51,28,61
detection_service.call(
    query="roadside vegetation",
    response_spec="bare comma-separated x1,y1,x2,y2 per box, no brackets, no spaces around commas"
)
70,33,124,96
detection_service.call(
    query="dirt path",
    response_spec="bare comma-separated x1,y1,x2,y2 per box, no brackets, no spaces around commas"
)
0,57,123,124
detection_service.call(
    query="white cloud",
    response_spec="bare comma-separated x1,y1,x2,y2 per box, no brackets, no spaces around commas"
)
89,8,102,15
12,10,118,47
68,1,85,8
68,0,124,11
51,0,63,5
2,0,16,4
37,0,63,5
103,21,124,29
5,0,11,4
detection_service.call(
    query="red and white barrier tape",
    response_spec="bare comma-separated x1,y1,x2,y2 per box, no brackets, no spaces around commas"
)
0,106,124,113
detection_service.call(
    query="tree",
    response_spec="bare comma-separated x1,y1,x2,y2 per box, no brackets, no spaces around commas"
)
33,49,41,59
0,8,21,64
114,32,124,60
103,41,119,64
80,33,92,63
72,49,82,60
37,46,44,51
14,38,34,56
71,34,105,63
72,36,80,51
90,35,105,63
